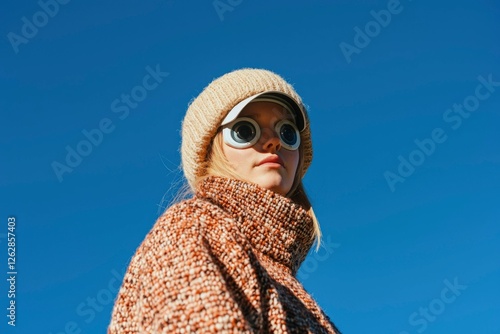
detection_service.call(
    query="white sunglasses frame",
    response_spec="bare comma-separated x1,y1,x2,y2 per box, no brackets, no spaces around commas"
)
222,117,301,151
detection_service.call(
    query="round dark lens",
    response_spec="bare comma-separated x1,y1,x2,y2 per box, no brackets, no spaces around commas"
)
232,121,256,143
280,124,297,145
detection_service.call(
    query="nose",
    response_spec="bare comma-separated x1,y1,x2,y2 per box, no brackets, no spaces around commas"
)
260,128,281,152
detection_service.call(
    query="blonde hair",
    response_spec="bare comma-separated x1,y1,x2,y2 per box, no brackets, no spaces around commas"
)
195,131,322,250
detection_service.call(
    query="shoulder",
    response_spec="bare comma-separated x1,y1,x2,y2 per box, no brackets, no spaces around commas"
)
141,197,232,249
157,197,229,228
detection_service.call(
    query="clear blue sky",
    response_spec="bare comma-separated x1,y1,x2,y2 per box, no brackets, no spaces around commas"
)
1,0,499,333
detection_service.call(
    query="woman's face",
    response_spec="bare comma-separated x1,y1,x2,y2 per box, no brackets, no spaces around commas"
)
222,101,300,196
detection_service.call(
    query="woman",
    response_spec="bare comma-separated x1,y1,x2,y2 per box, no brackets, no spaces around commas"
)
108,68,341,333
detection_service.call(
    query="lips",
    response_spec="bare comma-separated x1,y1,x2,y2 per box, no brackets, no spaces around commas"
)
258,155,284,167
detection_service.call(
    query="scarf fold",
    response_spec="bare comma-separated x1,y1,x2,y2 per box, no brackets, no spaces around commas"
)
196,176,315,276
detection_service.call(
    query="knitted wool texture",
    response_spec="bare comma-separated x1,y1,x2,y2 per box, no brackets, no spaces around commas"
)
108,177,341,333
181,68,313,190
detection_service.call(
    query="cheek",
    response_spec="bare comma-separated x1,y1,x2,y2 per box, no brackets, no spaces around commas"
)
284,150,300,174
222,144,249,171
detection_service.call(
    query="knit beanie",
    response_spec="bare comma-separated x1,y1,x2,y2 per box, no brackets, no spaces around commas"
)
181,68,313,191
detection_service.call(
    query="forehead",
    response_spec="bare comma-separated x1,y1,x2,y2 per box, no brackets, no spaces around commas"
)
239,101,294,121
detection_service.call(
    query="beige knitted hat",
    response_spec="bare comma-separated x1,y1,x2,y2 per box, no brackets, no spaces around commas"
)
181,68,313,191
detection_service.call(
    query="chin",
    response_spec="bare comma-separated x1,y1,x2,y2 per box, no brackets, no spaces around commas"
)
256,176,291,196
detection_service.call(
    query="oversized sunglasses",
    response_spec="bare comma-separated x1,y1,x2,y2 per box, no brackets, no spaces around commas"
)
222,117,301,151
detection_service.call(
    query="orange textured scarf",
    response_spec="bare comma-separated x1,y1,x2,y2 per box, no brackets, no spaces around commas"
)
108,176,341,333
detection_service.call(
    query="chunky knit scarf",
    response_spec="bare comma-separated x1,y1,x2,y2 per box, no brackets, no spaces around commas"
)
108,176,341,333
